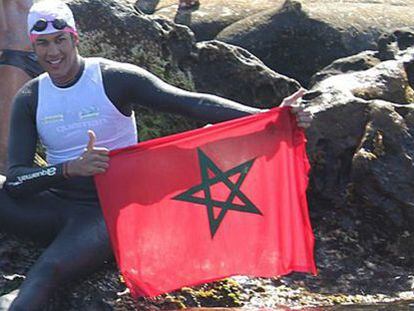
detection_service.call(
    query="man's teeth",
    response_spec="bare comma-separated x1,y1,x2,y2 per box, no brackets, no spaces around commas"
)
49,60,61,64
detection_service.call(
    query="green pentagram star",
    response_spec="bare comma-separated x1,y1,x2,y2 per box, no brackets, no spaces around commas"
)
173,148,262,238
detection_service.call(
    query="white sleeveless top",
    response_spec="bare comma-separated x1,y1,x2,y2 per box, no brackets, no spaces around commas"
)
36,57,138,165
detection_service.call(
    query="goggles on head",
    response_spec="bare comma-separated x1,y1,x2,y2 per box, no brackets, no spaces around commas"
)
30,18,68,33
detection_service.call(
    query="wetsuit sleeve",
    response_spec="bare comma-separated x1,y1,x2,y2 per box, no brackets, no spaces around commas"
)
101,60,263,122
4,80,67,198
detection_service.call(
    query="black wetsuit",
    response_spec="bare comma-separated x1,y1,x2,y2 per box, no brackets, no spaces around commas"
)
0,49,44,78
0,57,260,310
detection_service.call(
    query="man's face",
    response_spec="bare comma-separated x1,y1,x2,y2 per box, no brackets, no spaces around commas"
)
33,31,79,85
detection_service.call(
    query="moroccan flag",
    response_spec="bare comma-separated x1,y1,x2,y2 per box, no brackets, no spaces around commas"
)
95,107,316,297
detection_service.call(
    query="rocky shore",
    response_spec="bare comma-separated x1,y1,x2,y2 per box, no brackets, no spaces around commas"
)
1,0,414,309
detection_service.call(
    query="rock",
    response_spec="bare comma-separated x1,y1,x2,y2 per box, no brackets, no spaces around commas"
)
72,0,195,75
351,102,414,227
309,51,381,88
306,96,368,204
306,34,414,229
377,28,414,61
216,0,414,86
396,232,414,264
134,0,158,14
148,0,284,41
190,40,301,108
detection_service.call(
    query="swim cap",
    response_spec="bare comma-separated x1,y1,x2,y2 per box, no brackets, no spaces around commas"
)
27,1,78,42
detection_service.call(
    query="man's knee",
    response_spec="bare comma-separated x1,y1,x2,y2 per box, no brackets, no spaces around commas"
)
27,258,66,285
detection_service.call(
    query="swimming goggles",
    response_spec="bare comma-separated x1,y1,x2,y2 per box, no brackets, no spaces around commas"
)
30,18,68,32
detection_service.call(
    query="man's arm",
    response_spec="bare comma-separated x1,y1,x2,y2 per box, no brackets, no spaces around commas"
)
4,80,67,198
101,60,312,127
101,60,263,123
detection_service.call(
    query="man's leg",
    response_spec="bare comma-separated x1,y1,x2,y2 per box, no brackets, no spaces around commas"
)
0,189,62,241
0,189,64,310
9,203,112,311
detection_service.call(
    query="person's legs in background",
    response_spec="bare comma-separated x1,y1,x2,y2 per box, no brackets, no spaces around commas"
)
178,0,200,10
0,0,37,174
0,63,31,173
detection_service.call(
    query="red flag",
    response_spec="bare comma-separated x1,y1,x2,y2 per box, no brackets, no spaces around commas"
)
95,107,316,297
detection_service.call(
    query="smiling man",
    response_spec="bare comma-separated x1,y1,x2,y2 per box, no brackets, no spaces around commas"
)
0,0,312,310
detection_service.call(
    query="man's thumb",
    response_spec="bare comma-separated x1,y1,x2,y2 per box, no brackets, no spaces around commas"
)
86,130,96,152
280,88,306,107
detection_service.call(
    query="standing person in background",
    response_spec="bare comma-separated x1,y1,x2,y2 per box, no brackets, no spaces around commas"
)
178,0,199,10
0,0,43,174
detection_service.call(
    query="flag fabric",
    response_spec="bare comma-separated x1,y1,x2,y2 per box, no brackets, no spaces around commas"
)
94,107,316,298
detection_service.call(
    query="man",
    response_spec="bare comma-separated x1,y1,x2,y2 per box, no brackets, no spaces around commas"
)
0,0,44,174
0,0,312,310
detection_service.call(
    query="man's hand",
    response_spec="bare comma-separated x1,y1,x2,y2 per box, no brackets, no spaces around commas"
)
280,88,313,129
66,130,110,177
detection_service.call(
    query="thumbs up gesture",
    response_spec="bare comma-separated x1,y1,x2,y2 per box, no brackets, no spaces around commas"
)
66,130,110,177
86,129,97,152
